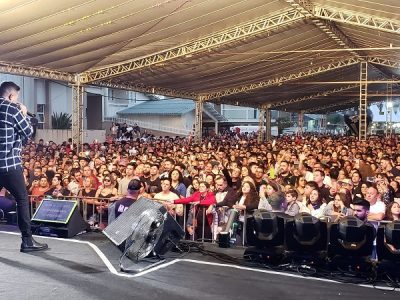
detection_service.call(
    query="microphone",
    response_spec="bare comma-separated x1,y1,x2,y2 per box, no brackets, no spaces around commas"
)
26,111,35,118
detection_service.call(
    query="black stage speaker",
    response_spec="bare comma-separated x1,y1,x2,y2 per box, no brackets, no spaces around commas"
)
103,197,184,257
31,199,89,238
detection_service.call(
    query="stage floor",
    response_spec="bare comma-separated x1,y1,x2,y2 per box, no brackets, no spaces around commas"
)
0,228,399,300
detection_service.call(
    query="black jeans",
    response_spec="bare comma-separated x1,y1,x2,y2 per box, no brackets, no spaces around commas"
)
0,167,31,237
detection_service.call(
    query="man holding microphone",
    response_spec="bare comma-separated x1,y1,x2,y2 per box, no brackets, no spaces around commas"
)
0,81,48,252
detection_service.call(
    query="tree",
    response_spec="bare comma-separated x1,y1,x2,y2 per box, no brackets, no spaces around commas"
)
52,112,72,129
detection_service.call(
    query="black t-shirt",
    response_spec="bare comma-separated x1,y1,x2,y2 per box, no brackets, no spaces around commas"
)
114,197,136,218
143,177,162,194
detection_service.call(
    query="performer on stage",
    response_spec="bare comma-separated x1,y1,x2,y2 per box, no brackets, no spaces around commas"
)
0,81,48,252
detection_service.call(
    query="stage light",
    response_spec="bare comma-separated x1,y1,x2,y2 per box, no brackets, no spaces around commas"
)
285,213,328,264
328,216,375,269
244,210,286,263
377,220,400,263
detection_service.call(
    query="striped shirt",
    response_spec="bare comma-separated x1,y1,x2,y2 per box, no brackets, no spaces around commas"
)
0,98,32,172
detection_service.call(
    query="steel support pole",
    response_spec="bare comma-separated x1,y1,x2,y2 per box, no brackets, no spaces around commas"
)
258,108,266,143
72,83,84,152
298,110,304,136
194,100,203,143
386,83,393,137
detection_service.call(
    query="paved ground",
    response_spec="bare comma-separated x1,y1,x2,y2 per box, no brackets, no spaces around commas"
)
0,231,398,300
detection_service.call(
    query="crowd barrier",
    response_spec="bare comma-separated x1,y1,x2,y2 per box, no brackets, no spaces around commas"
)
27,195,249,245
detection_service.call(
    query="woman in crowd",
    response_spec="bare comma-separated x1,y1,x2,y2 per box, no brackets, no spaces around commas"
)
323,192,353,221
95,175,117,227
306,188,326,218
295,176,306,200
360,182,371,199
174,181,216,240
186,177,200,197
385,201,400,221
169,169,186,198
79,177,98,224
258,181,281,210
234,181,260,216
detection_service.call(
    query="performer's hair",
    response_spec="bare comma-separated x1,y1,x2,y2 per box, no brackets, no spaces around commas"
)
0,81,20,97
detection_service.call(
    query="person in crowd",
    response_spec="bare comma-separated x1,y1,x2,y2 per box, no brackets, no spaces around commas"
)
79,177,98,224
169,169,186,198
353,197,370,223
174,181,216,240
44,175,70,198
385,201,400,221
323,192,353,221
114,179,143,219
153,178,180,216
29,175,50,207
365,185,386,222
94,175,117,227
233,180,260,215
306,188,326,218
145,163,162,196
117,163,135,197
284,189,300,216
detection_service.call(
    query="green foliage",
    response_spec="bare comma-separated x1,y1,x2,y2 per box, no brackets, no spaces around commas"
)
51,112,72,129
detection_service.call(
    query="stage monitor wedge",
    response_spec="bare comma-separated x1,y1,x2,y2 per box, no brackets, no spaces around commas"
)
31,199,88,238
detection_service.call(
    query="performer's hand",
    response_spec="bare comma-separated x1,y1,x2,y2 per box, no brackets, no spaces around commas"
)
18,103,28,116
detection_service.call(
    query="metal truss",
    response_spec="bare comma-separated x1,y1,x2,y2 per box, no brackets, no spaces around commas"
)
92,80,198,100
72,83,84,152
303,98,358,113
202,57,360,101
79,9,305,83
258,108,266,143
194,100,203,142
314,6,400,35
359,62,368,141
0,61,74,82
271,84,358,109
366,57,400,70
283,1,313,17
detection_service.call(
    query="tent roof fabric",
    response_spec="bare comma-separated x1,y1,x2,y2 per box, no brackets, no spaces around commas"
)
0,0,399,113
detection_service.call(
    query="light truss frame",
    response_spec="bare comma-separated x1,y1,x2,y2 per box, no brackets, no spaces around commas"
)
91,80,198,99
303,98,358,113
79,9,305,83
271,84,359,109
314,6,400,35
366,57,400,70
0,61,74,82
202,57,360,101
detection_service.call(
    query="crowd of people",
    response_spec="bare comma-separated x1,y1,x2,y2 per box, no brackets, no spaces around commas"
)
1,132,400,243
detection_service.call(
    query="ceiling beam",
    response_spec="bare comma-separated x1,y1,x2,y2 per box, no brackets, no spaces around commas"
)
314,5,400,35
201,57,360,101
0,61,74,82
79,9,305,84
